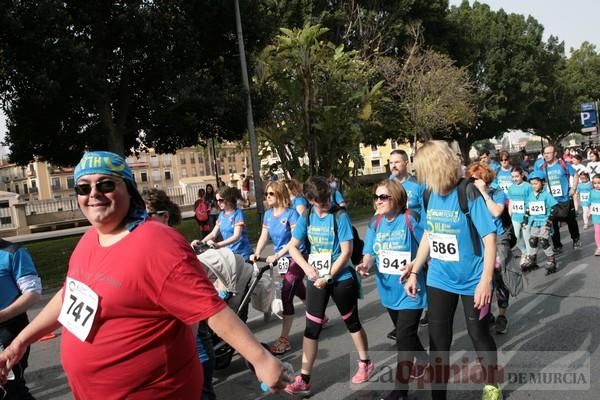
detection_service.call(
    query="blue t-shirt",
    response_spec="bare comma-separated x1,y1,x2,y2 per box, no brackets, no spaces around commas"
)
389,175,425,219
526,189,558,227
577,181,592,207
0,243,39,309
490,189,507,236
496,168,513,193
330,190,345,207
590,189,600,225
364,213,427,310
292,209,353,281
218,208,253,261
263,208,305,255
507,181,532,223
541,161,576,203
422,188,496,295
291,196,309,215
533,158,545,171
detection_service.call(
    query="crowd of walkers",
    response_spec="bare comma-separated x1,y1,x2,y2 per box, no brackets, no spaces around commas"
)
0,140,598,400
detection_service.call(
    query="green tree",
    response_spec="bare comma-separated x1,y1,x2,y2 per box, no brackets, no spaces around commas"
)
256,23,383,178
0,1,278,165
563,42,600,105
444,1,554,153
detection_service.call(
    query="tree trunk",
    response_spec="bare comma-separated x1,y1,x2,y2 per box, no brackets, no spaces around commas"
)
98,99,125,156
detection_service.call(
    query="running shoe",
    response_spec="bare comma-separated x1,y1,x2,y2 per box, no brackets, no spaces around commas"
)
270,336,291,355
351,360,375,384
409,359,430,380
573,239,582,249
595,248,600,256
482,384,503,400
285,375,311,397
495,315,508,334
553,246,563,254
583,224,589,230
387,329,397,341
419,310,429,326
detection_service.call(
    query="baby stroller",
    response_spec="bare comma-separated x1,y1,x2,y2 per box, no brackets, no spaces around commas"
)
196,247,276,369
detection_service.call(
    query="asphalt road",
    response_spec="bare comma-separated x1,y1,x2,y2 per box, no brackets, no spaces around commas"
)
22,217,600,400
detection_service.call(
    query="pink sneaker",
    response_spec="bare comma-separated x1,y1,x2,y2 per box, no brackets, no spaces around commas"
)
351,360,374,384
285,375,311,396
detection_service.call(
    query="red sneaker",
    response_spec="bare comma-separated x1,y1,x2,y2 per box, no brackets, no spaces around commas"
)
285,375,311,396
351,360,374,384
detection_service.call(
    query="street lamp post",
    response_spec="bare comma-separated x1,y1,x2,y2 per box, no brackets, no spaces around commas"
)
234,0,264,222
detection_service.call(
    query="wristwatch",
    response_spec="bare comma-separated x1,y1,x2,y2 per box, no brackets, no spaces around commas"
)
322,274,333,284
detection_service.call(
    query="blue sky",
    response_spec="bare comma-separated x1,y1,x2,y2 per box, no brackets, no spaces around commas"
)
448,0,600,53
2,2,598,155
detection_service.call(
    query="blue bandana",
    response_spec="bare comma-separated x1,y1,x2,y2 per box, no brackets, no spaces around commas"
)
74,151,147,231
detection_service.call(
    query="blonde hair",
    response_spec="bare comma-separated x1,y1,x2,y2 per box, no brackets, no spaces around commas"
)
285,178,303,196
373,180,407,215
266,181,291,208
414,140,461,194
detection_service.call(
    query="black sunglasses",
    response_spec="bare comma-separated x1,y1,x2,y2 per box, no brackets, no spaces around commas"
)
373,194,392,201
74,180,122,196
148,210,168,217
216,198,225,203
265,191,276,197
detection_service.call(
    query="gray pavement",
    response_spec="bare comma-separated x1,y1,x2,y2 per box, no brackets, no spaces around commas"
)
21,217,600,400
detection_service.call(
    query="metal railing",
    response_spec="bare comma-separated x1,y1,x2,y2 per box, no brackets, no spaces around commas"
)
25,198,79,215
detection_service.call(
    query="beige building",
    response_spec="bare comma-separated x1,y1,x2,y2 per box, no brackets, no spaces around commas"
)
0,141,252,201
358,139,413,175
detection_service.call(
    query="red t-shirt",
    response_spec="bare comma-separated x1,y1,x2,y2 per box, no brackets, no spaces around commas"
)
60,221,226,399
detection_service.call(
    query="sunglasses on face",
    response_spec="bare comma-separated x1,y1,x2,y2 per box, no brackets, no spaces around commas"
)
265,191,276,197
148,210,168,217
373,194,392,201
501,159,510,162
216,198,224,203
74,180,122,196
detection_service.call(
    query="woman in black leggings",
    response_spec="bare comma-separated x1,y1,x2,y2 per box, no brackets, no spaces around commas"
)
405,141,502,400
285,176,372,396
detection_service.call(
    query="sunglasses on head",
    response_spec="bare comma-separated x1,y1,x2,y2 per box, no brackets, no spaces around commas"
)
373,194,392,201
74,180,122,196
148,210,168,217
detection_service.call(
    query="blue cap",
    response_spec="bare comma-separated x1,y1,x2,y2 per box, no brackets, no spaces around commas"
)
528,170,545,182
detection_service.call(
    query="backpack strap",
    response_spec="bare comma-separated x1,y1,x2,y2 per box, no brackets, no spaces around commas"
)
374,214,383,231
457,178,482,257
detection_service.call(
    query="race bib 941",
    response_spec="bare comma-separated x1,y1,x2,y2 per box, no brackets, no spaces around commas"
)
428,233,459,262
58,278,99,342
308,253,332,277
591,203,600,216
377,250,411,275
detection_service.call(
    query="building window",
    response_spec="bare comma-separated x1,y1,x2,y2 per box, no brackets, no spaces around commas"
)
51,177,61,191
371,145,378,151
14,184,19,194
163,154,172,167
150,155,159,168
67,177,75,189
30,180,38,193
180,153,186,164
371,159,381,168
23,183,28,194
391,141,398,149
191,167,197,176
152,169,160,181
140,171,148,182
165,170,171,180
190,154,196,164
181,168,188,177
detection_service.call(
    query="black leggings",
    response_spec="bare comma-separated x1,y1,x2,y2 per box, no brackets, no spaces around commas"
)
304,274,361,340
427,286,498,400
387,308,425,394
